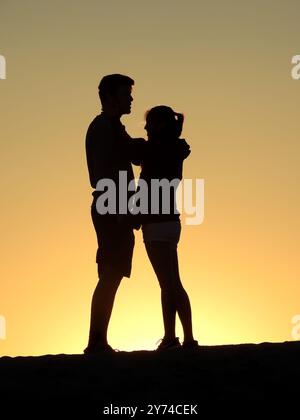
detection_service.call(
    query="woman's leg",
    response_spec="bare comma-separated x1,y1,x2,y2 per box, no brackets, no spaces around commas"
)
145,241,195,343
145,241,177,340
171,249,194,343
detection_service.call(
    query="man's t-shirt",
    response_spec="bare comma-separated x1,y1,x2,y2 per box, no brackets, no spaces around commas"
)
85,112,145,219
86,113,134,188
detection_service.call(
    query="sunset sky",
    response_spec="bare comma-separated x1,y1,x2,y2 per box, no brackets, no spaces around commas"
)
0,0,299,356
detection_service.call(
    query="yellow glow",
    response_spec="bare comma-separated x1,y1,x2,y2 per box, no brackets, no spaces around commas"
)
0,1,299,356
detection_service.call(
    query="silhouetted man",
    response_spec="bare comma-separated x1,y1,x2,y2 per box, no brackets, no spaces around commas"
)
84,74,145,353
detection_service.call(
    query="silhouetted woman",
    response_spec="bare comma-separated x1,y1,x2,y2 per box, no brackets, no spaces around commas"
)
139,106,198,350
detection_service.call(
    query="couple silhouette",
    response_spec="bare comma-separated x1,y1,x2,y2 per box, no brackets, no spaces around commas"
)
84,74,198,354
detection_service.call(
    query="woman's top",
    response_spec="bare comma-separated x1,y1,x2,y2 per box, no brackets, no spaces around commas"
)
137,137,190,224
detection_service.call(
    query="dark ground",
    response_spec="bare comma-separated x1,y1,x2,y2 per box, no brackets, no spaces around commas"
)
0,341,299,416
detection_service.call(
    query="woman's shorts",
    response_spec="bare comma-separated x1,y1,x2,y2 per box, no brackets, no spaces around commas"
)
142,221,181,249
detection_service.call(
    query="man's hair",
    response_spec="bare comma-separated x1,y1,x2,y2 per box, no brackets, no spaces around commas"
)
98,74,134,105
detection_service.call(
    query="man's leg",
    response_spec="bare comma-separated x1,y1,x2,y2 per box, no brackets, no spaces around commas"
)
87,207,134,351
86,265,123,349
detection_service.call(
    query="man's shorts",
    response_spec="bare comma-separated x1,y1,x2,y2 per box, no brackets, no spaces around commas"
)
91,201,135,278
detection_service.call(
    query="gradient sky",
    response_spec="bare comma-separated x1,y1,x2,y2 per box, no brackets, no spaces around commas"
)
0,0,299,356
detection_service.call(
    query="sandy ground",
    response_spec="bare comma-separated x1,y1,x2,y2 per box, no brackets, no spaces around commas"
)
0,341,299,416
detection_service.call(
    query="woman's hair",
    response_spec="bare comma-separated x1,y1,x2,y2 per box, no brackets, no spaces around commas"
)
145,105,184,138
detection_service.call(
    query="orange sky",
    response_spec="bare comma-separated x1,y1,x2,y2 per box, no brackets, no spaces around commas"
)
0,0,300,356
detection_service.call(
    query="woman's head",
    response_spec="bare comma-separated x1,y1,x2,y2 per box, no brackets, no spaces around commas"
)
144,106,184,141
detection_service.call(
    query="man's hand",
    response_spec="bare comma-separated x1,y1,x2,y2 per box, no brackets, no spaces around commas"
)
129,137,147,165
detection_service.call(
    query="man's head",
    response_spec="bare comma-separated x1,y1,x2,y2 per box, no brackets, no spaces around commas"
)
98,74,134,116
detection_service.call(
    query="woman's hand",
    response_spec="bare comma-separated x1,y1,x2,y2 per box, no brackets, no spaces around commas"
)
177,138,191,159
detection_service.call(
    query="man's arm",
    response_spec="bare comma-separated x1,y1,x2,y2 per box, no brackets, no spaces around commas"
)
118,124,147,165
127,137,147,165
85,119,114,188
